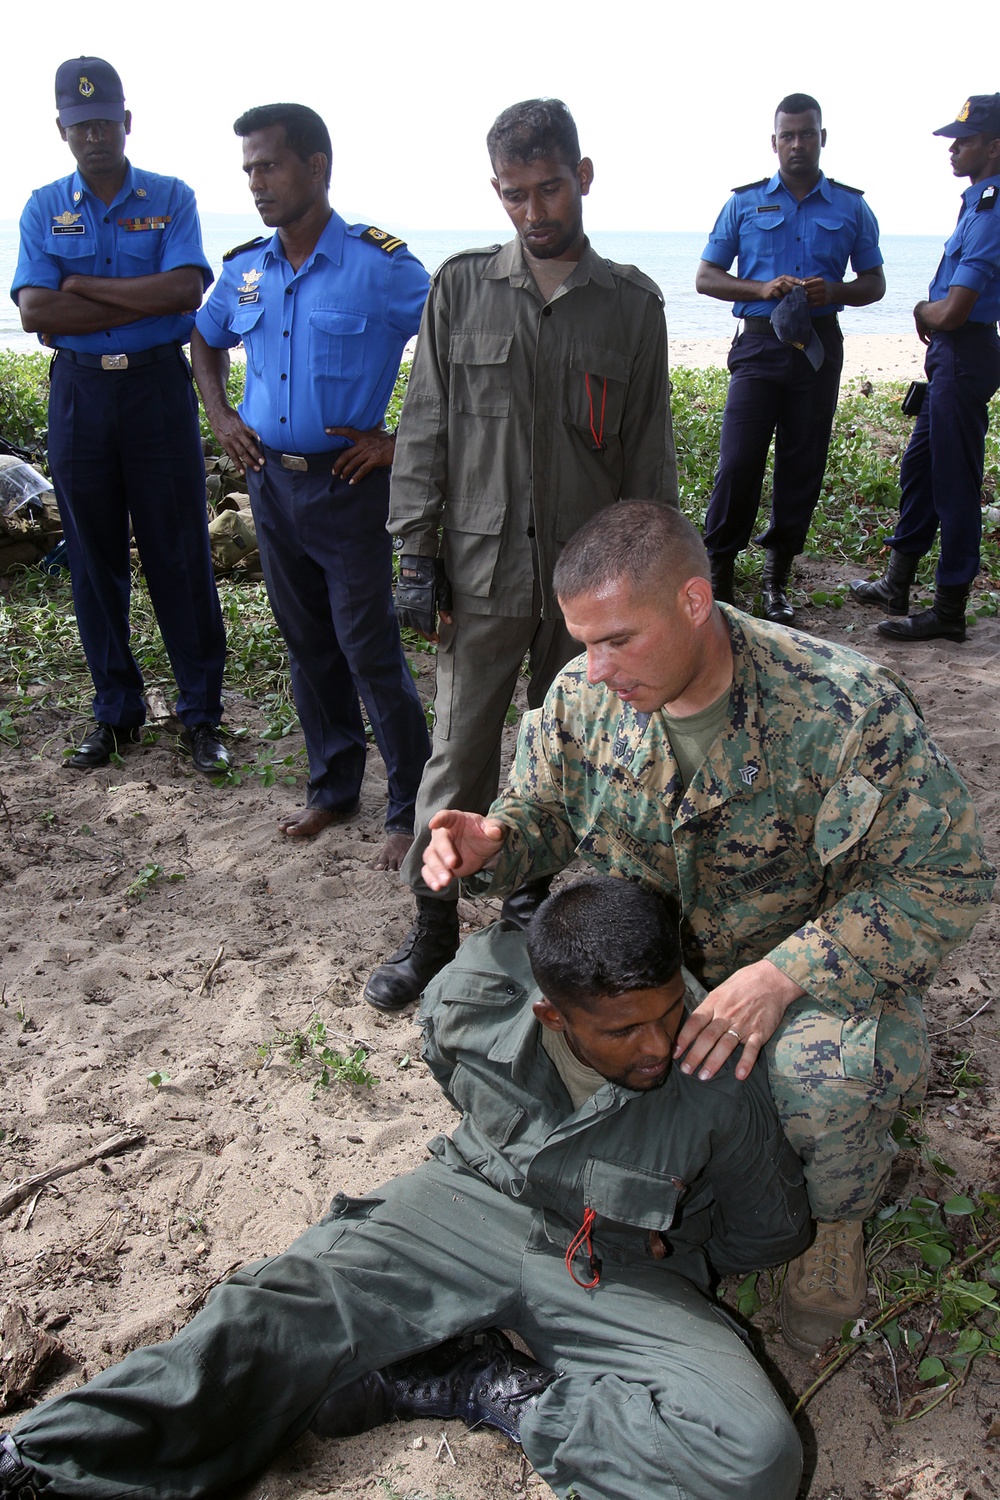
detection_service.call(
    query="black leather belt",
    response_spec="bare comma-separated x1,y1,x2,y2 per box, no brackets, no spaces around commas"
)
55,342,181,371
742,314,839,333
261,443,338,473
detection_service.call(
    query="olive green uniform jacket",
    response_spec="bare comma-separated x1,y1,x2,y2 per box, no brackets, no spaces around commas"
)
387,237,678,619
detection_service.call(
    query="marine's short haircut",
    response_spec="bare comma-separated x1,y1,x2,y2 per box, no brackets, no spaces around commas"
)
233,103,333,187
487,98,581,170
527,877,682,1012
775,93,822,125
552,500,710,606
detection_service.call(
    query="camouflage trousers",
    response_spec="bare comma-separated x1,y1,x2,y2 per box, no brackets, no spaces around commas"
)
765,988,929,1222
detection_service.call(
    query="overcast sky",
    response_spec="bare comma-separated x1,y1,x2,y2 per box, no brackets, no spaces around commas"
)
3,0,996,239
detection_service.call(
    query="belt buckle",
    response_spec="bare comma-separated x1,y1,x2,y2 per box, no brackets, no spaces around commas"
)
280,453,308,472
101,353,129,371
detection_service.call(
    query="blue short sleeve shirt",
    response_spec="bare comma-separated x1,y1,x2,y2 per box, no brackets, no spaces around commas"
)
928,173,1000,324
10,162,213,353
195,210,430,454
700,171,883,319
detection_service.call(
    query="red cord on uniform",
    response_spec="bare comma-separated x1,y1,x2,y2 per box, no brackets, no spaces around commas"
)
585,373,607,452
565,1207,601,1288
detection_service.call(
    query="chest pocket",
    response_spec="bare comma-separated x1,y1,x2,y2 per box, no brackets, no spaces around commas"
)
449,330,513,417
944,226,964,259
752,211,786,243
447,1062,525,1151
574,813,675,896
308,309,368,380
584,1158,682,1232
711,845,822,951
118,229,165,276
49,232,97,270
565,346,629,441
231,303,266,377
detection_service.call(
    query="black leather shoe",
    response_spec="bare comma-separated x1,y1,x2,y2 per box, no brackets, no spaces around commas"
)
310,1329,558,1445
849,550,920,615
500,876,554,930
1,1434,38,1500
184,724,231,774
877,585,969,644
761,549,796,625
364,897,459,1012
66,722,141,769
709,553,737,606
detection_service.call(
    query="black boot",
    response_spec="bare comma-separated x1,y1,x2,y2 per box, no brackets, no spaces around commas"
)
761,549,796,625
849,551,920,614
310,1329,558,1445
877,584,969,643
500,876,553,931
709,553,736,606
0,1436,38,1500
364,897,460,1012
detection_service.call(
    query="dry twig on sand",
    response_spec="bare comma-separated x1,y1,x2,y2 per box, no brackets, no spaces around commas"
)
0,1130,144,1220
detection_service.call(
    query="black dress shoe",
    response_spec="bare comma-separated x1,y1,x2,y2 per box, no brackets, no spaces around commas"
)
66,722,141,769
364,897,459,1011
184,723,231,774
310,1329,559,1445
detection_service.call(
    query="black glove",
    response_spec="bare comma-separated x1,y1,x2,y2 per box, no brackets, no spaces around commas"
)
395,555,453,636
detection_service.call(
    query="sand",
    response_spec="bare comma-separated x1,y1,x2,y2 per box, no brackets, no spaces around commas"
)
2,522,999,1496
672,332,927,385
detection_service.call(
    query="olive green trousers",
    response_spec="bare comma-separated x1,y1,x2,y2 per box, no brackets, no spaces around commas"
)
13,1156,800,1500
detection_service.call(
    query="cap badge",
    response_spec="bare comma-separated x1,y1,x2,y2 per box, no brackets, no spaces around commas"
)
739,763,760,786
78,76,95,99
957,99,971,122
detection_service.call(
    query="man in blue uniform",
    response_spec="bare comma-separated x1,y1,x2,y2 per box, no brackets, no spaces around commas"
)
696,92,885,622
192,104,430,867
852,95,1000,642
11,57,228,773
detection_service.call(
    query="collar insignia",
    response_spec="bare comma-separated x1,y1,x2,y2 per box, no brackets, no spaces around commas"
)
739,763,760,786
72,190,82,202
136,188,147,198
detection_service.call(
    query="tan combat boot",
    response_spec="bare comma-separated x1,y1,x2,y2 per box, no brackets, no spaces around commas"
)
779,1218,867,1355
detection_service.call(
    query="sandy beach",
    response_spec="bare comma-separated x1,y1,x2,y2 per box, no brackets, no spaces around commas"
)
672,331,926,383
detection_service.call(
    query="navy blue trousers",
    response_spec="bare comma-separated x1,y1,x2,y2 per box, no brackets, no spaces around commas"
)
47,347,226,729
890,323,1000,588
703,319,844,558
246,457,429,829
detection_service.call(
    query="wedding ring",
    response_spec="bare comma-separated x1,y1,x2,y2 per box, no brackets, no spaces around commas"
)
726,1028,741,1042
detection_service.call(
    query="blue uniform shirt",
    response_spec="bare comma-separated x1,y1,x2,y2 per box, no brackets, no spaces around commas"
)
10,162,213,353
701,171,883,319
196,210,430,454
928,173,1000,324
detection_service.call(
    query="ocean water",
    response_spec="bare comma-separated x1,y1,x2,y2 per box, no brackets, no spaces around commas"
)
0,213,946,354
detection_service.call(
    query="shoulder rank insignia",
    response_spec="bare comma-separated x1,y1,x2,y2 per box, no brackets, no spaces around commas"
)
827,179,866,196
977,185,997,213
730,177,770,194
223,235,267,263
361,226,407,253
52,210,84,236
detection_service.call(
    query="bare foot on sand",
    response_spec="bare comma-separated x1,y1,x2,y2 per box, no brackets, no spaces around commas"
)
373,830,414,871
277,804,358,838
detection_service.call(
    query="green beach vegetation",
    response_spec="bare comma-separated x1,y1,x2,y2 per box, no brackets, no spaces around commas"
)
1,351,997,755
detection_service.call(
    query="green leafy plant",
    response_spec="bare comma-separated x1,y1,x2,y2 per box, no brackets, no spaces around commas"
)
258,1015,377,1094
124,863,185,902
146,1069,171,1089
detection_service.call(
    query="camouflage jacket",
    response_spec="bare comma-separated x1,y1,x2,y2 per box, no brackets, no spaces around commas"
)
482,607,994,1015
420,921,809,1289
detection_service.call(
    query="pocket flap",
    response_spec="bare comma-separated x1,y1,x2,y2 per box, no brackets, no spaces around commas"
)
584,1157,683,1231
445,494,506,536
308,309,368,337
568,346,630,383
231,303,265,336
449,330,514,366
814,773,882,866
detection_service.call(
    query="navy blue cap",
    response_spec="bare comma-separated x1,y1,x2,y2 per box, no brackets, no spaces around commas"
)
770,286,824,372
933,95,1000,140
55,57,125,128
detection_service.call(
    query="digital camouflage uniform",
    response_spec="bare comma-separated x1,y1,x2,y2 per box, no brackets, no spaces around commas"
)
9,924,808,1500
475,607,995,1219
